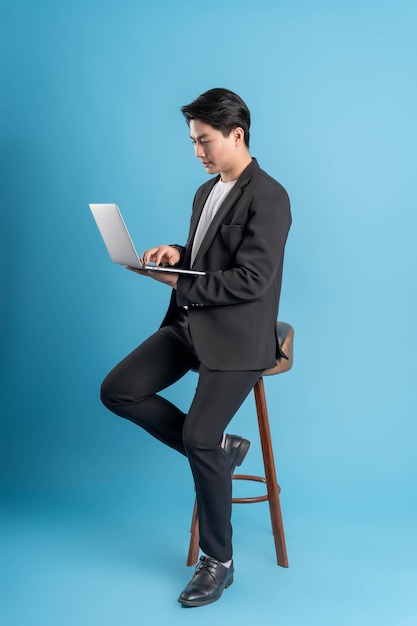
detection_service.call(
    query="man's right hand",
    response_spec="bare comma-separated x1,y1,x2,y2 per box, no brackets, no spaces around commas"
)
125,244,181,289
140,244,181,267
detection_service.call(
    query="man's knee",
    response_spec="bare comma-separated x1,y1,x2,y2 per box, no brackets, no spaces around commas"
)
100,372,148,411
100,374,115,410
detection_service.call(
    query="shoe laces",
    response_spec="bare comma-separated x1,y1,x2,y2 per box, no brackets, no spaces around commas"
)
196,556,218,580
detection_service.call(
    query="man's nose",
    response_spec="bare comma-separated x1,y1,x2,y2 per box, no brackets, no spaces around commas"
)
195,142,206,158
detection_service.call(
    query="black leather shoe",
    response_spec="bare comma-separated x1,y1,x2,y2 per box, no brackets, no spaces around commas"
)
223,434,250,474
178,556,234,607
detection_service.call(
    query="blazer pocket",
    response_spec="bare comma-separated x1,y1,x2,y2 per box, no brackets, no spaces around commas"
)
219,224,243,240
219,224,244,255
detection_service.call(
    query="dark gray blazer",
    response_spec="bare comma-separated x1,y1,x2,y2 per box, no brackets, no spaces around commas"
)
160,159,291,371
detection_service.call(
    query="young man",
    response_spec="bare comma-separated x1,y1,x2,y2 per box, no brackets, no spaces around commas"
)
100,88,291,607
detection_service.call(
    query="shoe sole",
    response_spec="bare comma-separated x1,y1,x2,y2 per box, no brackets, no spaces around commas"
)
179,575,234,607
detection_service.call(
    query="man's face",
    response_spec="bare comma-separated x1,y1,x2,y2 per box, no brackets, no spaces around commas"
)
189,119,238,178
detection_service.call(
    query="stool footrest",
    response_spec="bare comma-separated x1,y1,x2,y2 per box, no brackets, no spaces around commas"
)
231,474,281,504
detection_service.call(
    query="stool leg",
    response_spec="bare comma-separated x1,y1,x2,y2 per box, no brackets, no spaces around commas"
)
254,377,289,567
187,498,200,566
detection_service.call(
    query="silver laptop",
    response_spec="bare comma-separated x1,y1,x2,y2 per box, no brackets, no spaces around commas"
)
89,203,205,276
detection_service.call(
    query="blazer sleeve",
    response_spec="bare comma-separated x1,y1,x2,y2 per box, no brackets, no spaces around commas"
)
175,183,291,307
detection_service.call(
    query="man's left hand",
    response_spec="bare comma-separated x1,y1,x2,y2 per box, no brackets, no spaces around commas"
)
125,265,178,289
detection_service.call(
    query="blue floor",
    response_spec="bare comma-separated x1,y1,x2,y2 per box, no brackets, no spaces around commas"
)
2,475,416,626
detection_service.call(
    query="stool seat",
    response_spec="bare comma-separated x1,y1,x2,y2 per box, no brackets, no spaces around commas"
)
187,321,294,568
264,321,294,375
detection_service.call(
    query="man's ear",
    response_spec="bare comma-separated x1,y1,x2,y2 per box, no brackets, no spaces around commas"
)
233,126,245,145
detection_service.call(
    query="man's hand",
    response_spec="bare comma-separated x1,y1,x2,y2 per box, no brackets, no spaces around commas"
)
141,244,181,267
125,244,180,289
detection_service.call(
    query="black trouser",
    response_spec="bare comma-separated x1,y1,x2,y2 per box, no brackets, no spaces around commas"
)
100,309,262,562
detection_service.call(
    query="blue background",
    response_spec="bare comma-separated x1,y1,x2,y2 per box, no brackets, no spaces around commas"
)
1,0,416,624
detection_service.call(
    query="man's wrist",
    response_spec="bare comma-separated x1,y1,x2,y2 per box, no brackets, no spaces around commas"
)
169,244,183,266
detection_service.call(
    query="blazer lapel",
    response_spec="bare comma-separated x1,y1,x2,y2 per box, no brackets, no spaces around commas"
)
191,183,243,266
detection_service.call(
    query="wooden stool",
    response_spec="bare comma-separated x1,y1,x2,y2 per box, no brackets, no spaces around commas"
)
187,321,294,568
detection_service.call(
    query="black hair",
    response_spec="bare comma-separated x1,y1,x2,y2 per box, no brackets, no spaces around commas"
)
181,88,251,147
